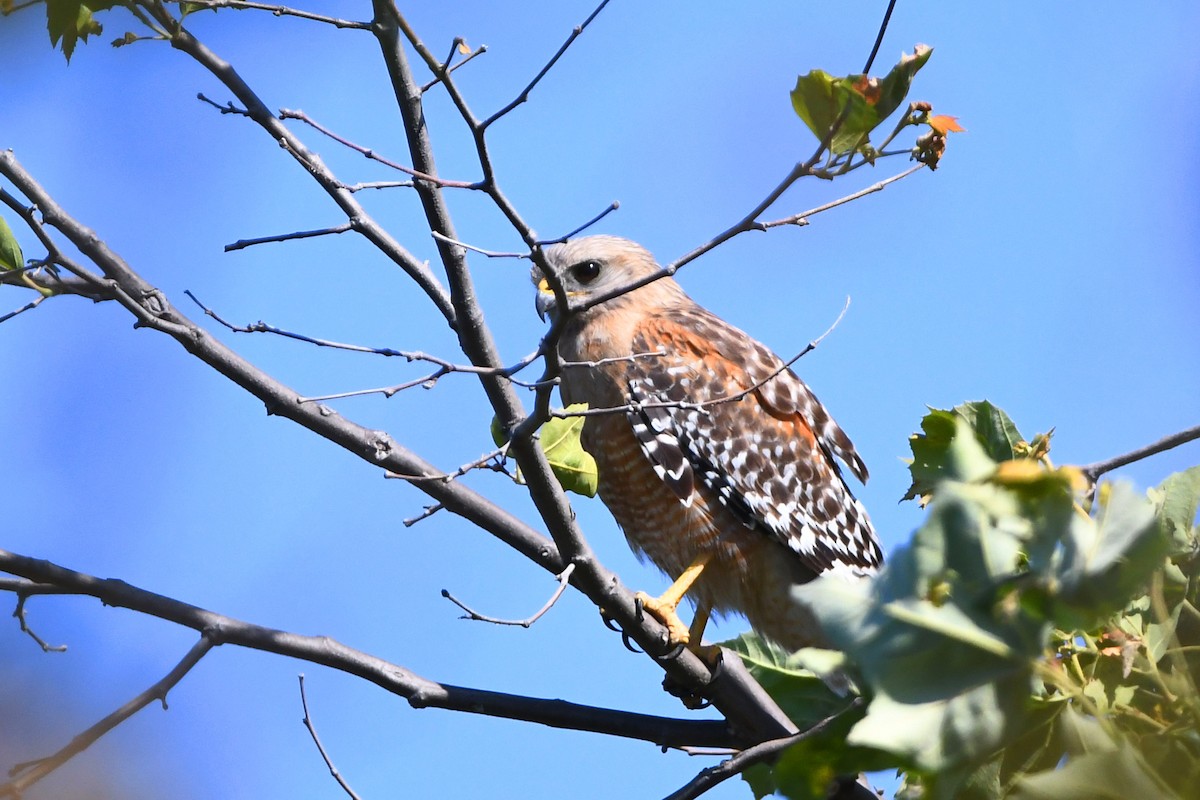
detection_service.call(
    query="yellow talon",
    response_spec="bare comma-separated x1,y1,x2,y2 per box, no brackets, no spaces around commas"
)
636,590,694,645
635,552,714,648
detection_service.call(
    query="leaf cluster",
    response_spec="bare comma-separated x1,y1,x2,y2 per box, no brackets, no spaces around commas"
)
731,402,1200,799
788,44,961,168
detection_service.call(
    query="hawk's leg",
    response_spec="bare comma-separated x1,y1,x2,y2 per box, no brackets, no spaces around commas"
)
635,551,713,647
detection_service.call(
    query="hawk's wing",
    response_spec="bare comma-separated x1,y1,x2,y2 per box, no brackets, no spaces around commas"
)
624,307,882,577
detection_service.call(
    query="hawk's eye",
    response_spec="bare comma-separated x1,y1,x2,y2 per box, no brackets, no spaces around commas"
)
570,259,602,285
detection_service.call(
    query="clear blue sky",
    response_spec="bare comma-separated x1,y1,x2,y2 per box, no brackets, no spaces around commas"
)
2,2,1199,798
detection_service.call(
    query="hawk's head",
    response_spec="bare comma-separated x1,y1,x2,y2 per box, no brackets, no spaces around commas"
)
531,235,685,323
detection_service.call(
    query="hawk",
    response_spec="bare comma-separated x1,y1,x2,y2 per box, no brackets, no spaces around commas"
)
533,236,882,651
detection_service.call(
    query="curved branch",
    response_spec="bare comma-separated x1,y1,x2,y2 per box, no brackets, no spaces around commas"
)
0,550,738,754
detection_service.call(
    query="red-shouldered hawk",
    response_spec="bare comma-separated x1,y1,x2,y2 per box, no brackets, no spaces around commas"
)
533,236,882,652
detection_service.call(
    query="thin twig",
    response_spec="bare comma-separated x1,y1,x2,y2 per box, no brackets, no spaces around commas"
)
761,164,925,229
540,201,621,245
442,563,576,628
0,637,214,798
481,0,613,128
402,503,444,527
279,108,480,189
385,445,512,486
343,179,414,193
430,231,526,259
196,91,250,116
169,0,372,29
0,293,47,324
861,0,898,74
420,41,489,93
224,222,353,252
1081,423,1200,483
298,675,363,800
13,593,68,652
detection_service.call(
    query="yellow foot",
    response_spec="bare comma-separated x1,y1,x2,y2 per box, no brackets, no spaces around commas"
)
635,591,692,646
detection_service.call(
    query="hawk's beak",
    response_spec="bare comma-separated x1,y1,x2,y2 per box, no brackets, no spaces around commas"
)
535,277,557,322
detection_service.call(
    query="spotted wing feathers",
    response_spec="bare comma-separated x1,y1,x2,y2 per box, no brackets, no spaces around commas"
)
624,308,883,576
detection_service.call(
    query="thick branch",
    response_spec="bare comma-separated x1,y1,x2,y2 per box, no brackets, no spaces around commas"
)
371,1,798,741
0,550,738,751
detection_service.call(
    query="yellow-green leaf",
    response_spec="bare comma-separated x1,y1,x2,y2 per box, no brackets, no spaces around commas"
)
0,215,24,273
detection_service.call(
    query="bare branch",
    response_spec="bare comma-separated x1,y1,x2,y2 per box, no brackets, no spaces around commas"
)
1,148,560,576
139,10,460,323
1,637,214,798
279,108,480,189
443,563,576,628
761,164,925,229
540,201,622,246
1081,423,1200,484
196,91,250,116
430,231,526,259
0,549,741,753
0,292,47,324
481,0,613,128
169,0,372,29
13,592,68,652
420,40,489,93
402,503,444,528
224,221,353,252
663,699,864,800
298,675,363,800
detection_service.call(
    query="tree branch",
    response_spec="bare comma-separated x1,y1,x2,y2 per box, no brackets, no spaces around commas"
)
0,637,214,798
0,149,560,577
1081,423,1200,484
0,550,740,754
481,0,613,128
137,2,458,325
167,0,371,30
663,700,861,800
371,0,799,741
298,675,363,800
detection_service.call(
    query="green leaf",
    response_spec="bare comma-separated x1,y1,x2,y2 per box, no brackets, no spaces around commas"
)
790,68,876,155
1012,709,1179,799
0,214,24,273
537,405,598,498
903,412,998,502
45,0,105,62
741,763,778,800
790,44,932,154
490,406,598,497
1149,466,1200,556
721,633,853,729
793,479,1075,776
1053,482,1166,625
952,400,1027,462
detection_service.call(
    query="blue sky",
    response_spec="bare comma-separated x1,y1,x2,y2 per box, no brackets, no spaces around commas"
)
2,2,1199,798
